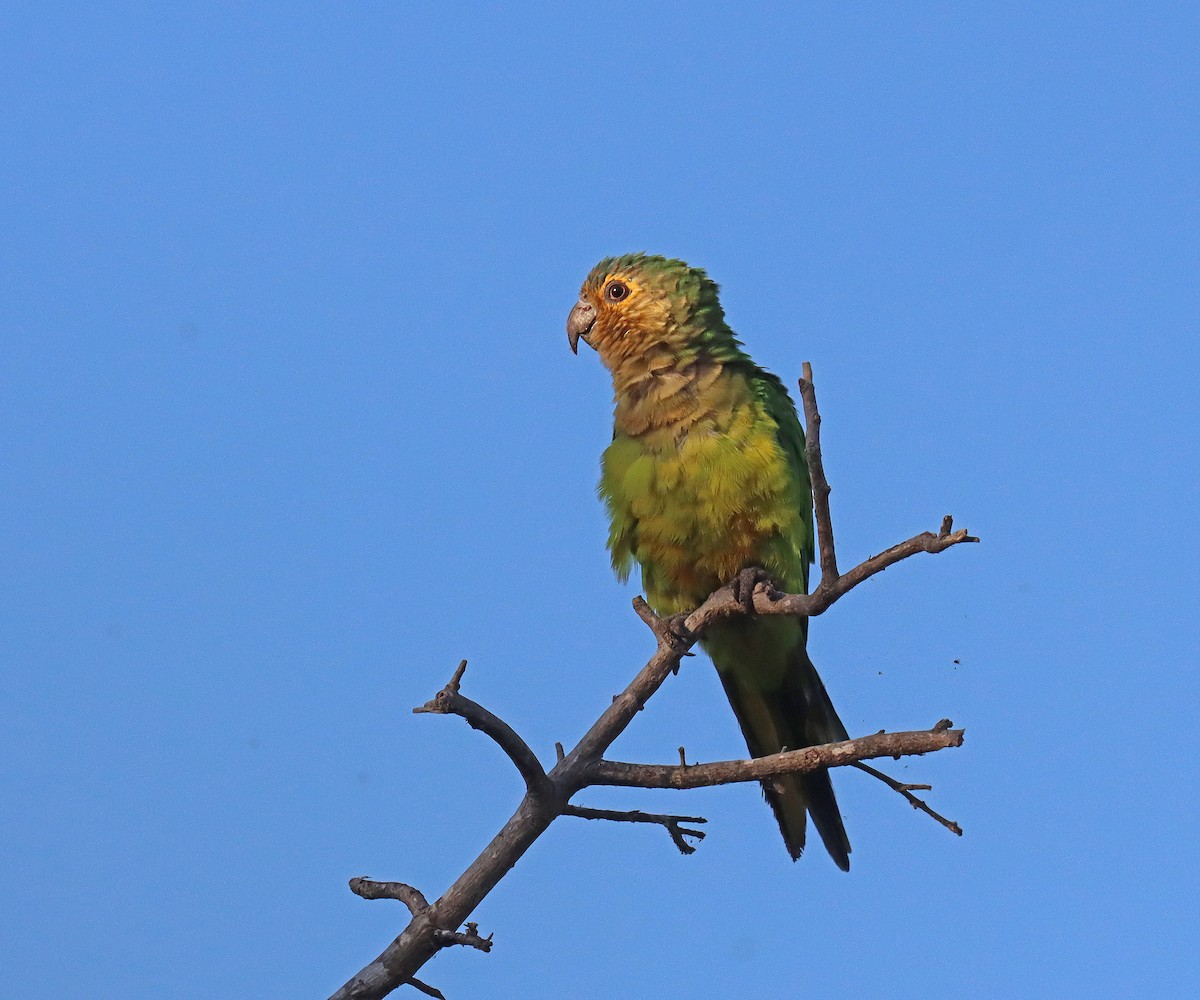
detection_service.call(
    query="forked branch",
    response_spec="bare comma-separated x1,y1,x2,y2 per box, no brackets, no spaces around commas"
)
853,760,963,836
563,804,708,855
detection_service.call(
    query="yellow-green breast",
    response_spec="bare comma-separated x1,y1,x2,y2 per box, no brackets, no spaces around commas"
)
600,376,809,615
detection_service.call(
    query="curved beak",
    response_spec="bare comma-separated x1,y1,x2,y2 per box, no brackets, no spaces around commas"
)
567,298,597,354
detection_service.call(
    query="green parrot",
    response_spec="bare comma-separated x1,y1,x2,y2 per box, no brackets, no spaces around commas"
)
567,253,851,869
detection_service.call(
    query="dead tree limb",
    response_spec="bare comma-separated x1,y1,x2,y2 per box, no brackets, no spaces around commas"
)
328,365,975,1000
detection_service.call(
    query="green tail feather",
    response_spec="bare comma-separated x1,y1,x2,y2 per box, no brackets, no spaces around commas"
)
708,618,851,870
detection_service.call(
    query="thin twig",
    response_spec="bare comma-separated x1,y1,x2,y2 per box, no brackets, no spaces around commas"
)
406,979,444,999
563,804,708,855
799,362,839,584
852,762,963,836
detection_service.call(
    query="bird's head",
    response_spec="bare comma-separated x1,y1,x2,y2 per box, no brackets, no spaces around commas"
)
567,254,727,371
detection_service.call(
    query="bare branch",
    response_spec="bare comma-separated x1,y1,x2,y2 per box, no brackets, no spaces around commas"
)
329,363,975,1000
675,522,977,640
414,660,551,798
584,726,964,789
852,761,963,836
349,879,430,916
563,804,708,855
406,979,444,1000
805,520,978,611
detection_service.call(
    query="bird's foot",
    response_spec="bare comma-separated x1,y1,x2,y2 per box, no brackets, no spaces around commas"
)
729,566,780,615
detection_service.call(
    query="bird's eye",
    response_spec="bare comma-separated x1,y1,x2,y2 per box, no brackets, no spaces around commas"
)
605,281,629,302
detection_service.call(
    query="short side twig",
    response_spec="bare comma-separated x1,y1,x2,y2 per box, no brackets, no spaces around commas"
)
414,660,551,798
406,979,444,1000
433,922,494,953
852,761,963,836
563,804,708,855
559,601,699,768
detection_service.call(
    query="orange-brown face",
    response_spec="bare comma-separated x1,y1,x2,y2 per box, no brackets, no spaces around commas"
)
567,265,673,371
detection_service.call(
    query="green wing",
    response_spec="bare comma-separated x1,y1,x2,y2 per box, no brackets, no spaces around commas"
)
749,368,814,596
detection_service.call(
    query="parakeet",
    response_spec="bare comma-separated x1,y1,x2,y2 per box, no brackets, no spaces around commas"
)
567,253,851,869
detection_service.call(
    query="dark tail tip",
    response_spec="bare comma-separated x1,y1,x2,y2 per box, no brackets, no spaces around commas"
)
805,771,851,871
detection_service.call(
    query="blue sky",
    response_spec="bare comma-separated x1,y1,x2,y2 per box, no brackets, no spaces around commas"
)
2,4,1197,998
